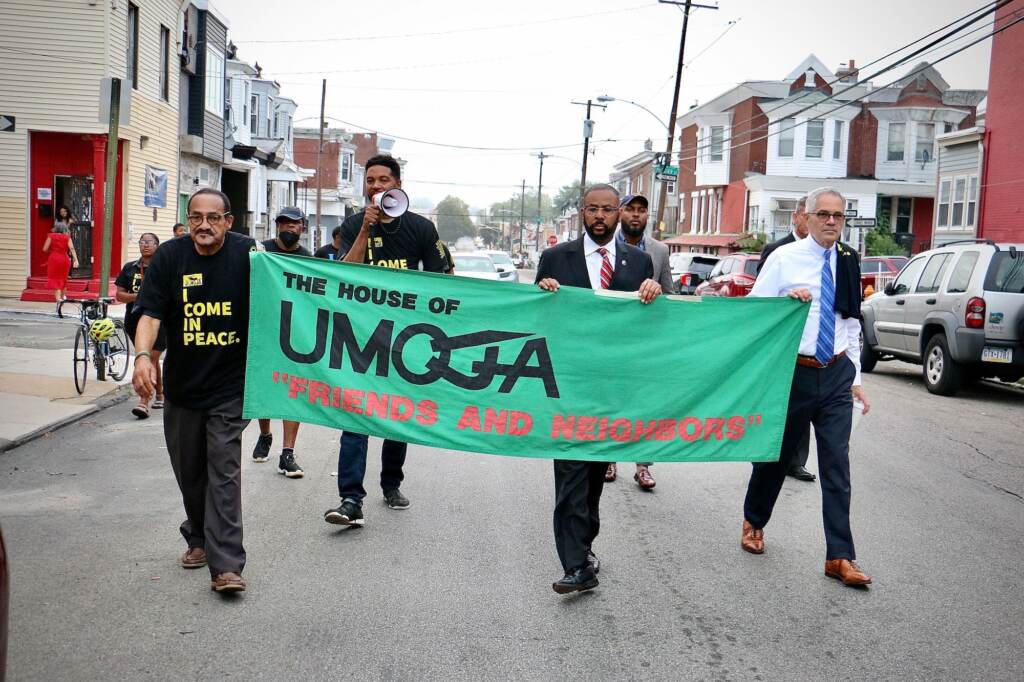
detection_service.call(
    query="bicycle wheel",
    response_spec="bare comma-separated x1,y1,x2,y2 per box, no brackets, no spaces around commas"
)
107,319,131,381
73,327,89,394
95,340,107,381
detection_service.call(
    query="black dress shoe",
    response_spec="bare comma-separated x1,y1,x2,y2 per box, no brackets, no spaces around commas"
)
788,465,816,482
587,551,600,574
552,567,599,594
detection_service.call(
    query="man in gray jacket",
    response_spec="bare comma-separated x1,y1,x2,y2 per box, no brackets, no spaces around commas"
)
605,193,675,490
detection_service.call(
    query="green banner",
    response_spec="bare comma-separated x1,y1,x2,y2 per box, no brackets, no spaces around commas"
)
243,253,808,463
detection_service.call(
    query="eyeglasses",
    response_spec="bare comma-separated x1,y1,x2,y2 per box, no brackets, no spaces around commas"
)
138,239,158,245
584,205,619,216
810,211,846,222
186,212,231,227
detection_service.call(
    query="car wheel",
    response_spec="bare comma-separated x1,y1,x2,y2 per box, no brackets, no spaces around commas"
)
923,333,963,396
860,328,878,373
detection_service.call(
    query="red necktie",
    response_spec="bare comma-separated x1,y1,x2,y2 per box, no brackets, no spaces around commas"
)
597,247,613,289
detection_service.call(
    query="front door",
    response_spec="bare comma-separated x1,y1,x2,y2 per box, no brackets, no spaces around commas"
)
55,175,93,278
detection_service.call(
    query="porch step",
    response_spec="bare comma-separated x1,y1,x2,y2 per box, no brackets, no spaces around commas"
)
20,277,116,302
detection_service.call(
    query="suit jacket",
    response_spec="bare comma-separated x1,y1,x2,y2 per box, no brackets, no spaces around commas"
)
757,232,797,275
535,236,653,292
640,234,676,294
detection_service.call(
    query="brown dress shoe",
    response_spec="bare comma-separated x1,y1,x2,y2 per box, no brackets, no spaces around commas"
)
210,572,246,593
634,465,656,490
604,463,617,482
825,559,872,586
741,519,765,554
180,547,207,569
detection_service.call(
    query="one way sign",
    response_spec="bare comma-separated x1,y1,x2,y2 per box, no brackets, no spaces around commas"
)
0,116,14,133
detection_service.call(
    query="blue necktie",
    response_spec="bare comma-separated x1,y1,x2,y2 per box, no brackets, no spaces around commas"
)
816,249,835,365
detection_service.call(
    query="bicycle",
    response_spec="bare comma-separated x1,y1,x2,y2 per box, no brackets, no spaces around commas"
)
57,297,131,394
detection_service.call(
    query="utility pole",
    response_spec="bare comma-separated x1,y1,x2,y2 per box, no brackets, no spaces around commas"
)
572,99,606,205
519,179,526,255
99,77,122,297
314,78,326,247
535,152,547,252
655,0,718,238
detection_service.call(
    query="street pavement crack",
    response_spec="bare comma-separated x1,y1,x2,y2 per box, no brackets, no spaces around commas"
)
945,436,1023,469
962,470,1024,503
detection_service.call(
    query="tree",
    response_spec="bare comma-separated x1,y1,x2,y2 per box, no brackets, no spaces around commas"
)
489,191,555,226
435,195,476,243
553,181,584,215
865,228,906,257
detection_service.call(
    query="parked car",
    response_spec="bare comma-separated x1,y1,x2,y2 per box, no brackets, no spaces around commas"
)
452,252,504,281
670,253,720,295
695,253,761,298
482,250,520,283
861,255,908,296
861,240,1024,395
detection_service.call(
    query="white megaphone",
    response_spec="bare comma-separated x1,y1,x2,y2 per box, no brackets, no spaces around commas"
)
372,188,409,218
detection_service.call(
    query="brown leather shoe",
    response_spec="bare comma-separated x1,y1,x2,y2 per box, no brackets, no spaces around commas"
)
634,465,656,490
604,463,617,482
210,572,246,593
825,559,872,586
741,520,765,554
180,547,207,569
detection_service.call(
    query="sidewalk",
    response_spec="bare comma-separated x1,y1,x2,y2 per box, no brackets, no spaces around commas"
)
0,297,132,451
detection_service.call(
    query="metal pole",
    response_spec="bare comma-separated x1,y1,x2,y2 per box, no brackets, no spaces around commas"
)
580,99,591,202
99,77,121,298
314,78,326,246
535,153,546,252
519,179,526,254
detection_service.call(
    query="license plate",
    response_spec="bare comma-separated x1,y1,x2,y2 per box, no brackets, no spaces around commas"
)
981,347,1013,363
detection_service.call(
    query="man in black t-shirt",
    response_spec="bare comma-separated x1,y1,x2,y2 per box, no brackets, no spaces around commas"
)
313,225,342,261
133,188,259,594
252,207,310,478
115,232,168,419
324,155,447,529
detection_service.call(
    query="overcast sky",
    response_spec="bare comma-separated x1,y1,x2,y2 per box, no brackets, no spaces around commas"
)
218,0,994,209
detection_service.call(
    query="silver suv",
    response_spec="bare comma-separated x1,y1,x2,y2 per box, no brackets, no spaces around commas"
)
861,240,1024,395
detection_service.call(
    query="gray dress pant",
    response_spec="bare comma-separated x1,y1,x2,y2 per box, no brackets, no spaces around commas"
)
164,396,249,576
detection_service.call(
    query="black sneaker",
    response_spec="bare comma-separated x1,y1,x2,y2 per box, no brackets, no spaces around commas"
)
383,488,410,510
252,433,273,462
324,500,364,527
278,451,304,478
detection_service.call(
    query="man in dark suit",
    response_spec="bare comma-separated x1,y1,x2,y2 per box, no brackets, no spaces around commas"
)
757,196,816,482
741,187,873,589
535,184,661,594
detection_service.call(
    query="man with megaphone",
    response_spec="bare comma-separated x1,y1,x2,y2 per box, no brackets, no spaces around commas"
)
324,154,449,529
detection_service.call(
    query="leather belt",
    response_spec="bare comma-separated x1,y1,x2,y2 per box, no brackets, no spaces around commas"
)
796,353,843,369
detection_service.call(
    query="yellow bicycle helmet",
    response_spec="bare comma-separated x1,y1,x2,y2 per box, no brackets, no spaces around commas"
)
89,318,116,342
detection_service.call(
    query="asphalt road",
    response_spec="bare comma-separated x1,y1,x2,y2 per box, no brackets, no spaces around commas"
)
0,311,80,350
1,361,1022,681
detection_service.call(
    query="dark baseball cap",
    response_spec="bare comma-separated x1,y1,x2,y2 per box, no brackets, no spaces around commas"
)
276,206,306,222
620,194,649,208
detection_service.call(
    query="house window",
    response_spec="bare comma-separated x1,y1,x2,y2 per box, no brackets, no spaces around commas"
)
806,120,824,158
159,26,170,101
205,47,225,116
273,113,279,138
778,118,795,157
944,122,954,134
249,94,258,134
937,178,951,227
772,198,796,229
748,205,760,231
341,152,352,182
709,126,724,161
127,3,139,90
833,120,844,159
915,123,935,162
266,97,273,137
896,197,912,233
967,176,978,226
887,122,906,161
952,177,966,226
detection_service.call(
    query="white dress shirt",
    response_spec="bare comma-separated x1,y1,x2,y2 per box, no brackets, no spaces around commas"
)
582,232,617,290
750,235,862,385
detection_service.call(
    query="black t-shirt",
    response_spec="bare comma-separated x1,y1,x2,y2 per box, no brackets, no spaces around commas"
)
314,243,341,260
339,210,447,273
114,259,147,329
262,239,311,257
138,232,258,409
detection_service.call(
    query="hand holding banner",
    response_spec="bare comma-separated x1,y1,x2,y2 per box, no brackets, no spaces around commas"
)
243,253,808,463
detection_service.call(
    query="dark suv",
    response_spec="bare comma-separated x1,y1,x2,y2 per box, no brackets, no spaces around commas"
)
860,240,1024,395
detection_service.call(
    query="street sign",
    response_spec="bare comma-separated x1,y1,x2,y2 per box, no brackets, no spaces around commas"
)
654,165,679,177
844,209,858,218
656,173,678,182
0,115,14,133
849,218,876,228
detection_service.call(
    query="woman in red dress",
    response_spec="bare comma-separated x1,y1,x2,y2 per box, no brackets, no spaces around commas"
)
42,221,79,302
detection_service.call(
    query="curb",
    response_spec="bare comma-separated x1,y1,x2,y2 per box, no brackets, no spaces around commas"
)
0,382,134,453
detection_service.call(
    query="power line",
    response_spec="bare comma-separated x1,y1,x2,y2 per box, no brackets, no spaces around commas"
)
235,3,655,44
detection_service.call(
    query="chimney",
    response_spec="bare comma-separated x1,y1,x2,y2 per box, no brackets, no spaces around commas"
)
836,59,859,84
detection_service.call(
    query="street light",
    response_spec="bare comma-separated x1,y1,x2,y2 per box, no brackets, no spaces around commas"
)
596,95,669,132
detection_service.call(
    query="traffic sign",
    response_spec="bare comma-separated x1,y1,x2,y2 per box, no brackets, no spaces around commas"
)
849,218,876,228
654,164,678,178
0,115,14,133
844,209,858,218
656,173,677,182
